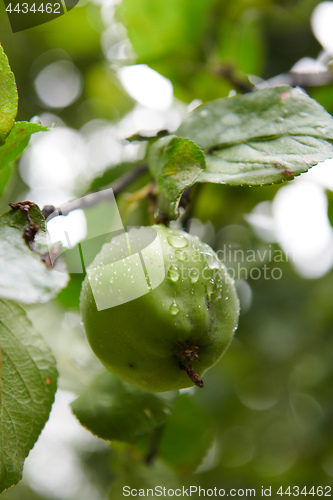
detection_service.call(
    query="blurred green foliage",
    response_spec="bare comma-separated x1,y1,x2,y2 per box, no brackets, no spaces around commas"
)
1,0,333,498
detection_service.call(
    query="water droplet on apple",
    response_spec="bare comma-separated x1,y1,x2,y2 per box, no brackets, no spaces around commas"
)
168,235,188,248
207,278,214,298
169,301,179,315
190,269,199,283
168,264,180,282
175,250,188,261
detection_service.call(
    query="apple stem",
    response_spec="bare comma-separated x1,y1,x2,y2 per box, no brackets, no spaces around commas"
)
177,345,204,388
186,366,204,388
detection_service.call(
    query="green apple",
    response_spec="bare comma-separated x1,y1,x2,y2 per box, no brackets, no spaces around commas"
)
80,225,239,392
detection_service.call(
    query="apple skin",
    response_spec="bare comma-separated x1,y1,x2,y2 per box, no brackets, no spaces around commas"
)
80,225,240,392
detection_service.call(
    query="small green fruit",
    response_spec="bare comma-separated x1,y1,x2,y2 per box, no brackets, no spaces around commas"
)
80,225,239,392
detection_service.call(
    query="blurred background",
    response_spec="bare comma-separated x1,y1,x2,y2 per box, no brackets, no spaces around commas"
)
1,0,333,498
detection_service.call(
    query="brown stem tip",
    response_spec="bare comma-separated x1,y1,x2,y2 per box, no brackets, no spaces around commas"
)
178,345,204,389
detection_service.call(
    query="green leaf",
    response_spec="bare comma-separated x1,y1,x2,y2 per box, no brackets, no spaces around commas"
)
158,394,214,474
149,135,206,200
71,371,175,443
175,86,333,186
0,164,12,197
0,121,47,172
148,135,206,217
117,0,213,62
0,44,18,143
0,203,68,304
0,299,58,493
87,161,146,192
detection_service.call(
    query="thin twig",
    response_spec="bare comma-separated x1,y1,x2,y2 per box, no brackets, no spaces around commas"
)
42,164,149,221
144,427,164,465
215,65,255,93
256,70,333,89
179,184,202,232
214,63,333,92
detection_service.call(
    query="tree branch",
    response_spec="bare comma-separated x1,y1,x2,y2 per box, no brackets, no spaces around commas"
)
42,164,149,221
214,63,333,92
213,64,255,93
256,69,333,89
